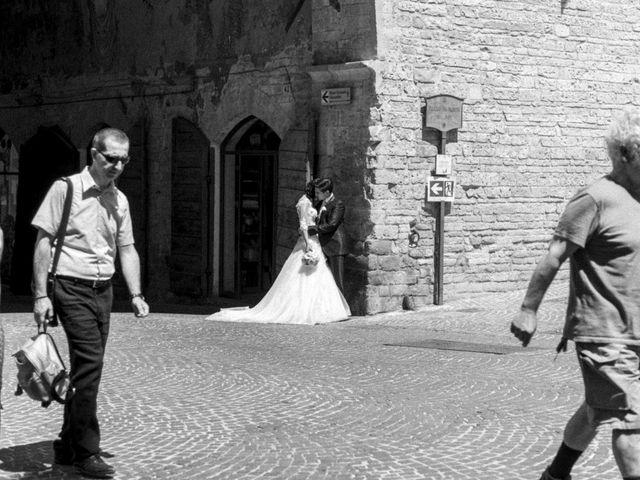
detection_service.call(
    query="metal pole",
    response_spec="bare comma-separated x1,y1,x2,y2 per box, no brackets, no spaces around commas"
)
434,130,447,305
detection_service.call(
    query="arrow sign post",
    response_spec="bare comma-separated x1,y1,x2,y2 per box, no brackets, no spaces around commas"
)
424,94,463,306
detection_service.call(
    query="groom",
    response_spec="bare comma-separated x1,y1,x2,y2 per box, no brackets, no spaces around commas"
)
314,178,347,292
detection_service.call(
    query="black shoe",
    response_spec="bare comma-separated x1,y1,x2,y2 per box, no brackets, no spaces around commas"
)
52,440,74,466
540,467,572,480
74,454,115,478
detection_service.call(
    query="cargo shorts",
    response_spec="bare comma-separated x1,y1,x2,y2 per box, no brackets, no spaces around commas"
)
577,342,640,430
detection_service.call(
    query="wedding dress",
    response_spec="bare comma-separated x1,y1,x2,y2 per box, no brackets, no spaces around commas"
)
206,194,351,324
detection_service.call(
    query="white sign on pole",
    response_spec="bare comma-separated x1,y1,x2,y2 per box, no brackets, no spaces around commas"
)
320,88,351,105
427,177,456,202
434,154,452,176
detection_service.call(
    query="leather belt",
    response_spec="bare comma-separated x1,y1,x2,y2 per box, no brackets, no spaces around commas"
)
55,275,112,289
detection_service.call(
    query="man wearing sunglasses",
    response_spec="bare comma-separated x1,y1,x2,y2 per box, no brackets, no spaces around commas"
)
32,127,149,479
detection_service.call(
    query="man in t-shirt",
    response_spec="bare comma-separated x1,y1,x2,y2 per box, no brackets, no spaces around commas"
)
511,107,640,480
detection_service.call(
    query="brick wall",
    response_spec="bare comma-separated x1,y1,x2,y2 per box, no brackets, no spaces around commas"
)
363,0,640,312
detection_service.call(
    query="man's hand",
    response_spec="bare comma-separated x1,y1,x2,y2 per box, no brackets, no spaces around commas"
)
131,296,150,318
511,308,538,347
34,296,53,327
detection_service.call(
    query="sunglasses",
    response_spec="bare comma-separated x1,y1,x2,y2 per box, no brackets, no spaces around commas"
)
98,150,130,165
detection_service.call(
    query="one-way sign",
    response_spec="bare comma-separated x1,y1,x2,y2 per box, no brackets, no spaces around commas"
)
427,178,455,202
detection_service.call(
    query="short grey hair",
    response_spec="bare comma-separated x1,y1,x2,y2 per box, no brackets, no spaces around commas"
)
606,107,640,166
92,128,129,151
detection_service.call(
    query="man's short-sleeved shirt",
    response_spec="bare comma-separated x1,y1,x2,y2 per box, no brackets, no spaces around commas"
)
556,175,640,344
32,167,134,281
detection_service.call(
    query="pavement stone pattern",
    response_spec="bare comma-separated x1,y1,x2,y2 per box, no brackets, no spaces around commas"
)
0,283,622,479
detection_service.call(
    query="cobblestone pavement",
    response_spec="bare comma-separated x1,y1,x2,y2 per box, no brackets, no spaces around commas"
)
0,283,622,479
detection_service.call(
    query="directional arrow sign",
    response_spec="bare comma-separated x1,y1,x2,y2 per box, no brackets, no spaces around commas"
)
320,87,351,106
427,178,456,202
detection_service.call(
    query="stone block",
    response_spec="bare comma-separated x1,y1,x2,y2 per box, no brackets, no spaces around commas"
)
365,239,395,255
379,255,403,271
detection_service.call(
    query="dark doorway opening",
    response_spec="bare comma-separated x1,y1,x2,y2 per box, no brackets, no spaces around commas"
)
221,118,280,297
10,126,80,294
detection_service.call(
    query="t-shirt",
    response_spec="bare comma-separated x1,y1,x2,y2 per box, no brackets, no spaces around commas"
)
32,167,134,281
556,175,640,344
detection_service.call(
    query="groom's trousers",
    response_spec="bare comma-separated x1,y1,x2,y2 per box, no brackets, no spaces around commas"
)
328,254,345,293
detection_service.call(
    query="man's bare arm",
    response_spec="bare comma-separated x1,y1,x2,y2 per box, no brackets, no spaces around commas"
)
119,244,149,317
511,236,578,346
33,229,54,325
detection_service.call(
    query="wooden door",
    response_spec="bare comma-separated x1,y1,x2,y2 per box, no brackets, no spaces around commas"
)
113,121,147,299
170,118,212,297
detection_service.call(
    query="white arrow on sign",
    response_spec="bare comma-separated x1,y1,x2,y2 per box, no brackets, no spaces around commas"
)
430,182,442,195
427,178,456,202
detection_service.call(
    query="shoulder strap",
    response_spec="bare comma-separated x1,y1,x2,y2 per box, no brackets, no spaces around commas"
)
50,178,73,276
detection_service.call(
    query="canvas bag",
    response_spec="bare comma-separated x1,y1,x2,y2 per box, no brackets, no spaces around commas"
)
13,328,74,408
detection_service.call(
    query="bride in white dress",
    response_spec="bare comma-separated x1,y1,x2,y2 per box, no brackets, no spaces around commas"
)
207,182,351,324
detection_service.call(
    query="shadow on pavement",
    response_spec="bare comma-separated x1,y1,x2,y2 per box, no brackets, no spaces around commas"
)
0,440,69,478
1,284,260,316
0,441,114,479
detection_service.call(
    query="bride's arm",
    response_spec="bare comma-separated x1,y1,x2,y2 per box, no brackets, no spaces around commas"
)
296,199,311,252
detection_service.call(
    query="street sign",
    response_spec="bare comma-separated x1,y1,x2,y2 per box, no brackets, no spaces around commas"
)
321,87,351,106
427,178,455,202
424,95,463,132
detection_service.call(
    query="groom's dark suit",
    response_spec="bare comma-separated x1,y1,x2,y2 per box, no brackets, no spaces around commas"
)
316,195,347,292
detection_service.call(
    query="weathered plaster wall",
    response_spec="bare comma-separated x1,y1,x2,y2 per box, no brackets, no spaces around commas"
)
0,0,314,301
364,0,640,312
308,0,383,313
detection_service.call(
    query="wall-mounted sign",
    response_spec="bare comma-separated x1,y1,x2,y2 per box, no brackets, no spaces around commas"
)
424,95,463,132
434,154,452,176
427,177,456,202
321,88,351,106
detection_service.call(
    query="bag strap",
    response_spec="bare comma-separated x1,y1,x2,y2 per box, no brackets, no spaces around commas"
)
50,177,73,277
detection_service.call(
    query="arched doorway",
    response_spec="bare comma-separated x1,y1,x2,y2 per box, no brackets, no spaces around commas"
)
11,126,80,294
169,117,212,297
220,118,280,297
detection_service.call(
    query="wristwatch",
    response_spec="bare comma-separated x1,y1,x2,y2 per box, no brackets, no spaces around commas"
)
129,293,145,301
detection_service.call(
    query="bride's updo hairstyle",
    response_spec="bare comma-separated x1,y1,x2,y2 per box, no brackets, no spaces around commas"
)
305,181,316,201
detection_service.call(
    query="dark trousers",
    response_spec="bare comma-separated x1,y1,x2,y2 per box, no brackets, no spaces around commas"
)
54,278,112,461
327,254,345,293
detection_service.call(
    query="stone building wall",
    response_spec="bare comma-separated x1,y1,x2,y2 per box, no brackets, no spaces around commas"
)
6,0,640,314
362,0,640,312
